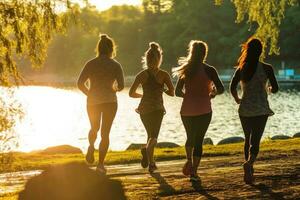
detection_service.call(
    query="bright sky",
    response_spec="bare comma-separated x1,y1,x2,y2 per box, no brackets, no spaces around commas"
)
88,0,142,11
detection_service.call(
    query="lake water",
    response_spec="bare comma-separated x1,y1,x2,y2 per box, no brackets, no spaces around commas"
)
6,85,300,152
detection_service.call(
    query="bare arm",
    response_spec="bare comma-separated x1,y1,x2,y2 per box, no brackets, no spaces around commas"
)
77,63,90,96
115,64,125,91
175,78,185,97
208,67,225,97
230,68,241,104
129,73,143,98
264,64,279,93
163,72,175,96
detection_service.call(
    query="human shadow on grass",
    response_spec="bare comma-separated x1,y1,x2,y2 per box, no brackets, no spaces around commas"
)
18,163,126,200
192,180,219,200
150,172,176,196
251,166,300,199
252,182,285,199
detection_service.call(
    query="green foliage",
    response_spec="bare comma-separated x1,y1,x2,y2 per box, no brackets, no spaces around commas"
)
142,0,173,13
273,4,300,66
218,0,299,55
0,89,23,152
38,5,147,77
32,0,299,79
1,0,299,79
0,0,81,85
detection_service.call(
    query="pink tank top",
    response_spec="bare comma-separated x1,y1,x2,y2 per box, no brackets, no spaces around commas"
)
180,68,212,116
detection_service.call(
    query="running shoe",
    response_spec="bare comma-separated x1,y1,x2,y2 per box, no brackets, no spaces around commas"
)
85,146,95,164
148,163,158,173
243,162,253,184
182,160,193,176
96,164,107,175
141,147,148,168
190,174,201,182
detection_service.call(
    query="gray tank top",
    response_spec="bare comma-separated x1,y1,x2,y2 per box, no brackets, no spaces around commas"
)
137,70,165,114
239,63,274,117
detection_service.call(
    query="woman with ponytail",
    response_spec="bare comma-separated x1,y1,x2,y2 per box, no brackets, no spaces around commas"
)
230,38,278,184
173,40,224,182
77,34,124,174
129,42,174,173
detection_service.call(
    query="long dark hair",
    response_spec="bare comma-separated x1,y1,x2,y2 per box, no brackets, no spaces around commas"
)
238,38,263,82
173,40,208,79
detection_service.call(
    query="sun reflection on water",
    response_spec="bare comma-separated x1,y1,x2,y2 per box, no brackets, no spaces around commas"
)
8,86,300,152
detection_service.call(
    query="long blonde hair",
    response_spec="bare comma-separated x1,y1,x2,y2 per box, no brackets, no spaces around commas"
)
142,42,162,69
173,40,208,79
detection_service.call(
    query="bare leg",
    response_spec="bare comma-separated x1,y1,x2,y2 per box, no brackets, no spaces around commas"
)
146,138,157,164
98,135,109,165
98,103,117,165
87,105,101,147
86,105,101,164
88,129,97,148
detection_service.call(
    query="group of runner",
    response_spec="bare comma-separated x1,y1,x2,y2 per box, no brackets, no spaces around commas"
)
77,34,278,184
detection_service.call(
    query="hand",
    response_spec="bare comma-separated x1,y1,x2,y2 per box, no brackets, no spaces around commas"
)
267,86,272,94
209,87,217,99
235,97,242,104
112,81,119,92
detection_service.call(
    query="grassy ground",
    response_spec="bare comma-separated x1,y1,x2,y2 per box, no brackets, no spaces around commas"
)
1,138,300,173
0,138,300,199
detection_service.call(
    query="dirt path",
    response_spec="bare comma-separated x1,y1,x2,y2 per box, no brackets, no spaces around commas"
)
1,152,299,199
109,153,300,199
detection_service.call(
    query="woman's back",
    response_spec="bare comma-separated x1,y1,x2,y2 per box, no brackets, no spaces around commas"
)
184,66,212,98
239,62,273,116
241,62,268,98
138,70,164,114
181,64,212,116
85,56,123,105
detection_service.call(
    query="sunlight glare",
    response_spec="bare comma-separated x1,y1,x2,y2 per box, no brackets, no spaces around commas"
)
88,0,142,11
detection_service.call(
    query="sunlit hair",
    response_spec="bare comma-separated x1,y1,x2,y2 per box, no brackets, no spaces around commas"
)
237,37,263,82
173,40,208,79
96,34,116,58
142,42,162,69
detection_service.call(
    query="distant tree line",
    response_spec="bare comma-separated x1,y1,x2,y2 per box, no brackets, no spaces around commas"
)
19,0,300,78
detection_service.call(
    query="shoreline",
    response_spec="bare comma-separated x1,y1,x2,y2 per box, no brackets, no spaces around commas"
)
15,79,300,88
9,73,300,88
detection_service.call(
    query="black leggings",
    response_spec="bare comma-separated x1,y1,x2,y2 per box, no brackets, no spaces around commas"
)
239,115,268,160
181,112,212,157
140,110,164,140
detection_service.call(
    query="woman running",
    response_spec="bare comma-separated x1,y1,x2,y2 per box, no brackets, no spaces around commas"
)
77,34,124,174
129,42,174,173
230,38,279,184
173,40,224,182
